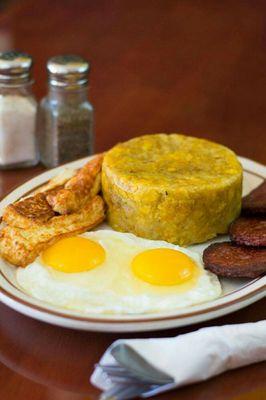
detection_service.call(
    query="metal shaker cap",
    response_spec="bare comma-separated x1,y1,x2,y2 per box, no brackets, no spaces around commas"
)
47,55,90,88
0,51,33,84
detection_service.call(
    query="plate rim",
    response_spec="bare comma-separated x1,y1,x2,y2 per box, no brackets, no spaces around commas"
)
0,155,265,330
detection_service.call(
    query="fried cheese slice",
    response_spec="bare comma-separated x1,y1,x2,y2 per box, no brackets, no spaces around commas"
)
2,191,57,229
46,154,104,215
0,195,105,267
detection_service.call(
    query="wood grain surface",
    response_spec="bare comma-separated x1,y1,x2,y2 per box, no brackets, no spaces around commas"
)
0,1,265,399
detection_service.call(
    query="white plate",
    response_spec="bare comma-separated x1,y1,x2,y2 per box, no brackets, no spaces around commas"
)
0,156,265,332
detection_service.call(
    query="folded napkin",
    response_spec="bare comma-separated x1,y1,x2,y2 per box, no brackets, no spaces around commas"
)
91,320,266,400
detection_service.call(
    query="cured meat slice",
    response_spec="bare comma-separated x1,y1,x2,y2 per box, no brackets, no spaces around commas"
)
229,216,266,247
203,242,266,278
242,181,266,215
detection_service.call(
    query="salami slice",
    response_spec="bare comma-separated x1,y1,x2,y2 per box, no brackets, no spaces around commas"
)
229,216,266,247
242,180,266,215
203,242,266,278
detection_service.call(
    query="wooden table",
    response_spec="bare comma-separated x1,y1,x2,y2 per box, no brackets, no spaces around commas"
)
0,1,265,399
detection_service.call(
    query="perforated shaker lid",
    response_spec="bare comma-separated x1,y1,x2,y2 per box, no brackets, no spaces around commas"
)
47,55,90,88
0,51,33,84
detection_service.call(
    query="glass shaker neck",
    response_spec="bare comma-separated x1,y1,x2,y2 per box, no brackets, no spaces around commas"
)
0,80,34,97
48,84,88,104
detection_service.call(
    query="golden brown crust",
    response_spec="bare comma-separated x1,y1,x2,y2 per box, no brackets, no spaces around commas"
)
2,155,103,229
3,193,55,228
2,186,66,229
0,195,105,267
46,154,104,214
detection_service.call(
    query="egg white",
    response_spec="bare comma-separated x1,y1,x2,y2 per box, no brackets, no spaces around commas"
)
16,230,222,314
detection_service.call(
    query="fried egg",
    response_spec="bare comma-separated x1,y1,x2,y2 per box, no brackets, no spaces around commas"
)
16,230,221,314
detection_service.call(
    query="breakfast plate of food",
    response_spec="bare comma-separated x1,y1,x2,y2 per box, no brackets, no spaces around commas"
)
0,134,265,332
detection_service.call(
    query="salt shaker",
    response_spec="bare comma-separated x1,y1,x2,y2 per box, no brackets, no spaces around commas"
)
0,51,38,168
39,55,94,168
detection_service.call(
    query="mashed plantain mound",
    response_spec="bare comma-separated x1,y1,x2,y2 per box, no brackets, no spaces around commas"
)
102,134,243,246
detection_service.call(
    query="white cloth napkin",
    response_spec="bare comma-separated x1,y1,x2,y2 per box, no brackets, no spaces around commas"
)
91,320,266,398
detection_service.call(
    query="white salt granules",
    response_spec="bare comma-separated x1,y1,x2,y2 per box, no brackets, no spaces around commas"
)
0,95,37,165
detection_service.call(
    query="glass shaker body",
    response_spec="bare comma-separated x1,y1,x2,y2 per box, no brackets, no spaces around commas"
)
39,85,93,168
0,51,38,169
0,83,38,168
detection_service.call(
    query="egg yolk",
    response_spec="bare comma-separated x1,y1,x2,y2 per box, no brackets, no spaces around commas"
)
131,248,196,286
41,237,106,273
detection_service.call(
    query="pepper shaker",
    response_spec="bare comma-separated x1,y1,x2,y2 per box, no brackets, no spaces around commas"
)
0,51,38,168
39,54,94,168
